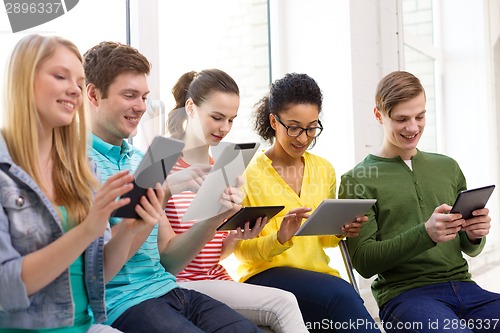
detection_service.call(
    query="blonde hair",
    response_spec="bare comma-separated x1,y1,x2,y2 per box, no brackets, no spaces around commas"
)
2,34,98,225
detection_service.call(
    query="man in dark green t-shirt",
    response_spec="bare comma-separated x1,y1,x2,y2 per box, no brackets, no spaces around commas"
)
340,71,500,333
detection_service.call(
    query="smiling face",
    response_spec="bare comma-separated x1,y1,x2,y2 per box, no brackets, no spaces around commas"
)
186,91,239,146
376,91,426,159
90,71,149,146
271,103,320,160
34,45,84,133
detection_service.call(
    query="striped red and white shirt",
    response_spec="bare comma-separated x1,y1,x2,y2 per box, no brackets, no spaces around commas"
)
165,158,233,282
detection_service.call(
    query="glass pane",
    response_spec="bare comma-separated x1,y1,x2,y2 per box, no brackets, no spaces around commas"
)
404,45,437,152
402,0,434,45
158,0,270,143
0,0,127,126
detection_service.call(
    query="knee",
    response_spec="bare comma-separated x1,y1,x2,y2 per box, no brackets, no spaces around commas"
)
328,281,363,305
278,289,300,306
263,287,301,312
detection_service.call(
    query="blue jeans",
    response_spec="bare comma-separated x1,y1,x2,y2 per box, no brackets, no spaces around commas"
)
111,287,264,333
379,281,500,333
246,267,380,332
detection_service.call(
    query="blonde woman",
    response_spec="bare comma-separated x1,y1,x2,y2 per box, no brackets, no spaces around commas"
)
0,34,164,332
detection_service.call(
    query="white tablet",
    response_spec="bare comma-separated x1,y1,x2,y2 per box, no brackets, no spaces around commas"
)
112,136,185,218
295,199,377,236
182,142,260,222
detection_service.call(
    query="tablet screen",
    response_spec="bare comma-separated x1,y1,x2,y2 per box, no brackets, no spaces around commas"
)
217,206,285,231
450,185,495,220
295,199,376,236
112,136,184,218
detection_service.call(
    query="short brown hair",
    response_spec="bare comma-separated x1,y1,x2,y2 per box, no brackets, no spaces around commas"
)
375,71,425,118
83,41,150,98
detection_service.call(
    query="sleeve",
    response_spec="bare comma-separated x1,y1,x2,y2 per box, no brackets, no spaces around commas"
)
0,208,30,310
234,229,292,264
102,223,113,245
320,235,343,248
339,174,435,278
459,232,486,257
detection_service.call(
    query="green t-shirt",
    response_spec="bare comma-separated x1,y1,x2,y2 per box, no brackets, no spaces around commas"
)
339,150,485,307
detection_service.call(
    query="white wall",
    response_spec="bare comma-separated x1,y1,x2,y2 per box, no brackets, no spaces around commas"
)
438,0,500,259
269,0,356,178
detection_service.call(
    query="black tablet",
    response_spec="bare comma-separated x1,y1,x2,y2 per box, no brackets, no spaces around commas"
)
217,205,285,231
112,136,184,218
450,185,495,220
295,199,377,236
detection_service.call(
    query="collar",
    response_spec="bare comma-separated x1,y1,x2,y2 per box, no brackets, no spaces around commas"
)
91,134,134,163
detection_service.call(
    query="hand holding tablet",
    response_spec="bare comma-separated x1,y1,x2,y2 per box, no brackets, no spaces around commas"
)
450,185,495,220
217,205,285,231
294,199,377,236
112,136,185,218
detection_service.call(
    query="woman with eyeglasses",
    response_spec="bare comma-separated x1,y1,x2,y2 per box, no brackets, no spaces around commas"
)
235,73,380,332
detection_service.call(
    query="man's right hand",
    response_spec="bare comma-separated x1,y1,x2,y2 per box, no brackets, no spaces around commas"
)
425,204,465,243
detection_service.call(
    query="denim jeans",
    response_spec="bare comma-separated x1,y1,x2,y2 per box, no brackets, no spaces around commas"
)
246,267,380,333
379,281,500,333
87,324,123,333
111,287,264,333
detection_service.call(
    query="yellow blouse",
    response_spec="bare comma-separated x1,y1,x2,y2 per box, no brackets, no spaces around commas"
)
235,151,342,281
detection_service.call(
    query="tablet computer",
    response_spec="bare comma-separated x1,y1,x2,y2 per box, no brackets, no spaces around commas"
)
295,199,377,236
450,185,495,220
182,142,260,222
217,205,285,231
112,136,185,218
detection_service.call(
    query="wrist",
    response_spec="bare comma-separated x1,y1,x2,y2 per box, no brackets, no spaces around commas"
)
466,231,482,244
78,221,103,243
276,230,287,245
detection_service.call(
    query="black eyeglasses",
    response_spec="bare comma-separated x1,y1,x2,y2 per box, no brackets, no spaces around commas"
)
273,114,323,138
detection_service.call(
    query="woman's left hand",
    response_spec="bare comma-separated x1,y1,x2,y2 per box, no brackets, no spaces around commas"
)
227,216,268,242
219,176,244,217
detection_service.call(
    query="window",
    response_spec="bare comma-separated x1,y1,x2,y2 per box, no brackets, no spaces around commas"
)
402,0,439,152
0,0,127,127
157,0,270,144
